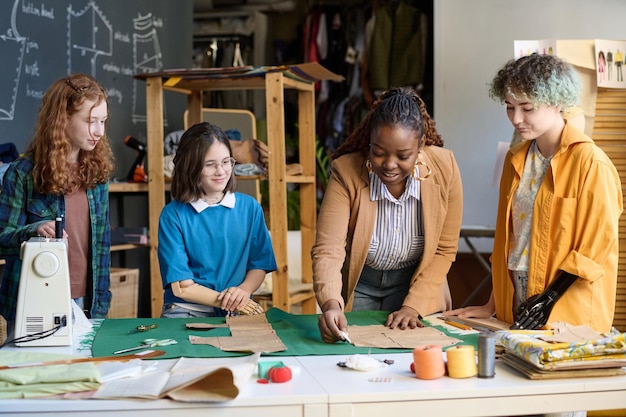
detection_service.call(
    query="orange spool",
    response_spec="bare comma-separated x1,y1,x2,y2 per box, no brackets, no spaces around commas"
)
412,345,446,380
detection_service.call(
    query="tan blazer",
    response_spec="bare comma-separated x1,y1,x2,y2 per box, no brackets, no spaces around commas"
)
312,146,463,316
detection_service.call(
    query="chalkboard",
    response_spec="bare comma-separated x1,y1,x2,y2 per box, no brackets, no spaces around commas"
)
0,0,193,179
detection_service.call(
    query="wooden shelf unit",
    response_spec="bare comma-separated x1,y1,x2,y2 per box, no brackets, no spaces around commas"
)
109,182,148,193
136,68,326,317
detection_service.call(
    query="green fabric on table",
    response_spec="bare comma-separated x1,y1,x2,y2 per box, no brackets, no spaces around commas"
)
91,308,478,359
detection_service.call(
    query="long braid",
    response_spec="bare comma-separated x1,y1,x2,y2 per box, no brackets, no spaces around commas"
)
420,97,444,147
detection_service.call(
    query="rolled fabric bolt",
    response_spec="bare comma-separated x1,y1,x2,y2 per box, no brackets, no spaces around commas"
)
412,345,446,380
446,345,477,378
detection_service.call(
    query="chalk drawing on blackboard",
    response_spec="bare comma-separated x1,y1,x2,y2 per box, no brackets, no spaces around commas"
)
0,0,27,121
67,1,112,76
132,12,166,126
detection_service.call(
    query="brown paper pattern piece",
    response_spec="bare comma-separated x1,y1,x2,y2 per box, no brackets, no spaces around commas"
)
189,314,287,353
166,367,239,402
347,325,461,349
226,314,272,329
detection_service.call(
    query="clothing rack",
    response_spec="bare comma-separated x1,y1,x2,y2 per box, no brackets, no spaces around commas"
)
194,34,251,43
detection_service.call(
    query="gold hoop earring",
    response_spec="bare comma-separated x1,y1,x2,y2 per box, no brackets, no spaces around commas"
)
413,161,432,181
365,159,373,174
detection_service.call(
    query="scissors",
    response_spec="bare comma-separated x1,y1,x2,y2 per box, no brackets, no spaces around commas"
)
113,338,178,355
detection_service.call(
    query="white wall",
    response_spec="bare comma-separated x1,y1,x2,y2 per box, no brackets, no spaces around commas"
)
434,0,626,252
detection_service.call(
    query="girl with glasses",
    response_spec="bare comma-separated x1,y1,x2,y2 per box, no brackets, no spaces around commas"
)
158,122,276,318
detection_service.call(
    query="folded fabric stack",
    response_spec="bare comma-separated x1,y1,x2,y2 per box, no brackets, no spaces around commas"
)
495,323,626,378
0,351,100,399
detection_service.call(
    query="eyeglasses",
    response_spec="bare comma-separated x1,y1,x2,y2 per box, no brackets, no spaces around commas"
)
204,157,236,175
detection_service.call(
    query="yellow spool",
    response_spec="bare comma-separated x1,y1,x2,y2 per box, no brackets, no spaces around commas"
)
446,345,477,378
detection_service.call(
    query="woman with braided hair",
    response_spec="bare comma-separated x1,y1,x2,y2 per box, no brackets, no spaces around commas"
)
312,87,463,344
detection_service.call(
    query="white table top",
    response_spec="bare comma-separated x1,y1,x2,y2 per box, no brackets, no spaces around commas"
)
0,355,328,417
2,334,625,417
297,352,626,417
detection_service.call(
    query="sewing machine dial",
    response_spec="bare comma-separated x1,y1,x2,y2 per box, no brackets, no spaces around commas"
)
32,251,60,278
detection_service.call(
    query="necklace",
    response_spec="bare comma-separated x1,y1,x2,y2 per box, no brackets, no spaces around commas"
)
202,193,224,204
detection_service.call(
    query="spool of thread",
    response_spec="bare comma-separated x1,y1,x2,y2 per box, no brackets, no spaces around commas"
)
55,217,63,239
412,345,446,380
477,332,496,378
446,345,477,378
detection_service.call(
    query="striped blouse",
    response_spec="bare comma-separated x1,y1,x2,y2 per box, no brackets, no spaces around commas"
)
365,173,424,270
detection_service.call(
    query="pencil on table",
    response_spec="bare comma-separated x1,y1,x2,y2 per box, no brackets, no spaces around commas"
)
444,320,473,331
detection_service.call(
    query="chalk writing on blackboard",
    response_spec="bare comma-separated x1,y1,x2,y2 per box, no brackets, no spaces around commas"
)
131,12,164,124
1,0,27,121
0,0,191,174
68,1,112,75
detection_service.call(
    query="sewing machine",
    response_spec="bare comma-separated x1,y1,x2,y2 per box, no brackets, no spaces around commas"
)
14,236,72,346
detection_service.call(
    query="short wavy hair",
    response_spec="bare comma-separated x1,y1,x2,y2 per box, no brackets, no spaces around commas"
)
489,53,581,109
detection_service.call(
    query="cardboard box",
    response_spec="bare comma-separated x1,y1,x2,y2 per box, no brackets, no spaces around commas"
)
108,268,139,318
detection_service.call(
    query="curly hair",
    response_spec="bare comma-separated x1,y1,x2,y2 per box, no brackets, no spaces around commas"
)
170,122,237,203
489,53,581,108
334,87,443,159
27,74,114,194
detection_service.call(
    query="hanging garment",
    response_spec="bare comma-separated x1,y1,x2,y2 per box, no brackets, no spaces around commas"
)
368,1,423,90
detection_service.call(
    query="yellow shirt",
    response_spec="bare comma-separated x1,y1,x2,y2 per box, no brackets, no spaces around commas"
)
492,121,623,332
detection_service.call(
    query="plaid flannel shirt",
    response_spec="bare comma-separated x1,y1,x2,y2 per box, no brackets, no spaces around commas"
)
0,156,111,321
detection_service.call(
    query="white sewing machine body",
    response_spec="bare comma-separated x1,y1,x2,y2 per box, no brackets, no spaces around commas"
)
14,237,72,346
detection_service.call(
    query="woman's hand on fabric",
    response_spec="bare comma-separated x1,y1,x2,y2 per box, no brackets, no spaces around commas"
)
318,301,348,344
443,292,496,320
442,304,494,320
386,306,424,330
